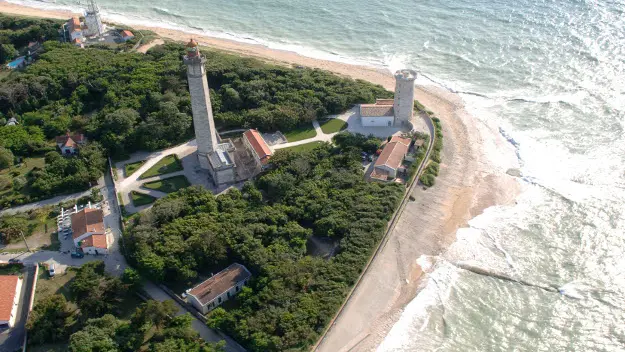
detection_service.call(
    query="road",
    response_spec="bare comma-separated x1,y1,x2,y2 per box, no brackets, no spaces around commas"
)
0,189,93,217
0,169,246,351
0,265,35,352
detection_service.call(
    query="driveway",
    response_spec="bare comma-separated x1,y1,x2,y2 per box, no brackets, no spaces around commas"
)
0,265,35,352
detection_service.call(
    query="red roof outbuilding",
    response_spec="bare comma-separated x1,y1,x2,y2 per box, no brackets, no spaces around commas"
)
243,129,273,165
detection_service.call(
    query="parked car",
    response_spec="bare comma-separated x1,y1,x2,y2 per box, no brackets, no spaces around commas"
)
48,263,56,277
8,258,21,263
71,251,84,259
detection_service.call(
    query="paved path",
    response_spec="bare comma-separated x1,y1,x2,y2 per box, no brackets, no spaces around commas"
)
142,282,246,352
137,38,164,54
0,183,100,216
271,120,334,151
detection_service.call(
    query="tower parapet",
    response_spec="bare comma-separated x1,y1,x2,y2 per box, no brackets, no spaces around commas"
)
393,69,417,125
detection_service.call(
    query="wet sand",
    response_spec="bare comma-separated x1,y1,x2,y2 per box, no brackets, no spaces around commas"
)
0,2,520,350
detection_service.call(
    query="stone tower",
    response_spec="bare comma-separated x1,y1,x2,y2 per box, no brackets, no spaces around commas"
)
393,69,417,125
184,39,218,170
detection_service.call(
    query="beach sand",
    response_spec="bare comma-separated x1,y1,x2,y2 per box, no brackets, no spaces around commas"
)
0,2,521,350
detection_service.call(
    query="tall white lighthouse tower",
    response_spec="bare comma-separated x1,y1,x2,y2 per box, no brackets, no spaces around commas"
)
184,39,218,170
183,39,236,185
393,69,417,125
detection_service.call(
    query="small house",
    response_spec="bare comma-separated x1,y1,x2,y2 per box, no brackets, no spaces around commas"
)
243,129,273,169
187,263,252,314
370,135,411,181
0,275,22,328
120,30,135,42
360,99,395,127
55,132,86,155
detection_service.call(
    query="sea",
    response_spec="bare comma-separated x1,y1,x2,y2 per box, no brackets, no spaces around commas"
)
9,0,625,350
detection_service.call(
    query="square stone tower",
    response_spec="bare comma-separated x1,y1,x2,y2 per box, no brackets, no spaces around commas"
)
184,39,218,170
393,69,417,125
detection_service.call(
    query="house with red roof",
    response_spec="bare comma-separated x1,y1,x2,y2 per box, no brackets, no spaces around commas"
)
243,129,273,169
71,207,109,255
120,30,134,42
0,275,22,328
55,132,87,155
370,134,412,182
187,263,252,314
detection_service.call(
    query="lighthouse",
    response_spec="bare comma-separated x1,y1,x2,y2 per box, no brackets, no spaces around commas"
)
183,39,235,185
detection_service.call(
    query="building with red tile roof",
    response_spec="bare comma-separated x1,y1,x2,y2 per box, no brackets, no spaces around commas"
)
71,208,108,254
120,30,134,41
243,129,273,168
0,275,22,328
67,17,84,44
370,135,411,182
56,132,86,155
187,263,252,314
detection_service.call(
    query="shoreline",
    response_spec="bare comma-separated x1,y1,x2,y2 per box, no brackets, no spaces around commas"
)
0,1,521,351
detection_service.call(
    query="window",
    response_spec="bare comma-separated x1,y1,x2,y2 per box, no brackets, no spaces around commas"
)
227,291,231,298
218,297,222,303
236,286,239,292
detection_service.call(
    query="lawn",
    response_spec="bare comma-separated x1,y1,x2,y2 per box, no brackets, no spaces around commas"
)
319,119,348,134
131,191,157,207
124,160,145,177
142,175,190,193
282,141,325,153
139,155,183,179
35,267,77,304
283,123,317,142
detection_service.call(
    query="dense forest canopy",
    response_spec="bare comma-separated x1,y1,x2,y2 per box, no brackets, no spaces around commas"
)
26,261,224,352
0,15,61,64
124,140,404,351
1,37,391,158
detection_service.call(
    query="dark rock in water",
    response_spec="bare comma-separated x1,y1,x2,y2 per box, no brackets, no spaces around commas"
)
506,168,522,177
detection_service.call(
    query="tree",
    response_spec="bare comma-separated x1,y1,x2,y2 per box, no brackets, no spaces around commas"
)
0,214,29,243
26,294,73,345
121,267,142,292
0,146,14,169
0,43,17,64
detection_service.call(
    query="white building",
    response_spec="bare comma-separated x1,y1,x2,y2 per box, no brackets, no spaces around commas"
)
360,99,395,127
67,17,84,45
55,132,86,155
0,275,22,328
71,207,109,255
187,263,252,314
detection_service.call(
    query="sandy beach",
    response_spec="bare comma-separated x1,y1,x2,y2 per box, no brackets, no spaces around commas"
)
1,1,520,350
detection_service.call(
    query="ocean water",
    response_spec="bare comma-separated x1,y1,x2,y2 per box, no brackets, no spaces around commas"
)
11,0,625,350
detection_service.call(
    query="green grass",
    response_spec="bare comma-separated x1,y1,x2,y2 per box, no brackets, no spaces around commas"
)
35,267,77,304
319,119,348,134
124,160,145,177
282,141,325,153
142,175,190,193
283,124,317,142
139,155,182,179
0,263,22,275
131,191,157,207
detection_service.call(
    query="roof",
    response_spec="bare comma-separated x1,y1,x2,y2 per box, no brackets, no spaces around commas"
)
243,129,272,164
6,117,18,126
370,168,390,181
69,17,81,32
81,234,108,249
56,132,85,147
188,263,251,305
375,99,394,105
374,140,410,171
360,104,394,117
71,208,105,239
0,276,19,322
389,135,411,147
120,30,134,38
186,38,199,48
